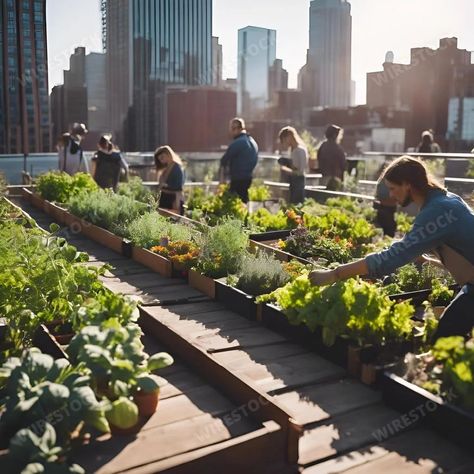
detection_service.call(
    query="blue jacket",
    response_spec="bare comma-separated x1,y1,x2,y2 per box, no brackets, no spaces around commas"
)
220,133,258,180
366,190,474,279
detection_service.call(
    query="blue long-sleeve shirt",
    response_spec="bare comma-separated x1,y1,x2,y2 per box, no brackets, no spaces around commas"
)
366,190,474,279
220,133,258,180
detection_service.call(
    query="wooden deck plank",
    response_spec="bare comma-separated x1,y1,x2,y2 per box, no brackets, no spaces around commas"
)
75,413,259,474
192,326,287,352
159,371,208,400
143,305,246,325
213,350,346,394
303,428,474,473
104,272,179,289
143,386,235,430
299,403,402,466
274,379,381,426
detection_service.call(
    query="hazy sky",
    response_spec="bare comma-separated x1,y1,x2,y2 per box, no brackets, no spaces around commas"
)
47,0,474,104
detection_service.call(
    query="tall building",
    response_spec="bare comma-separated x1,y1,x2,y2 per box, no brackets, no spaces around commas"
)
50,48,109,147
237,26,276,118
367,38,472,149
105,0,213,151
166,86,236,152
212,36,223,87
50,47,88,144
0,0,50,153
268,59,288,105
301,0,352,108
85,52,108,133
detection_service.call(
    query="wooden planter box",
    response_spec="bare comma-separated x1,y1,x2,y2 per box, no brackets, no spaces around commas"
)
249,240,289,262
249,229,292,242
188,269,216,299
21,187,33,203
30,192,47,212
32,324,69,359
44,200,67,224
388,285,459,307
381,372,474,450
215,280,258,321
132,246,173,278
78,220,124,254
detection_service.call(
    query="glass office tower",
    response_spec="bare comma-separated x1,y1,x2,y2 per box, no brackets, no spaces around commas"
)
106,0,212,151
0,0,50,153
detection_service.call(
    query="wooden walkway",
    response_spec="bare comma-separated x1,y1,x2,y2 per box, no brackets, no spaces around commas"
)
16,199,474,473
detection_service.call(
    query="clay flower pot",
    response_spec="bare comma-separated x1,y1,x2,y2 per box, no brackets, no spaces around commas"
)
134,389,160,417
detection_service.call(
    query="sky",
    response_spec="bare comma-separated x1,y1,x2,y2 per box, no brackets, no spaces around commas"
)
47,0,474,105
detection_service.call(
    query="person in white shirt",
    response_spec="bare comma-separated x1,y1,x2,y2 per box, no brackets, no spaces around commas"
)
278,126,308,204
57,123,89,175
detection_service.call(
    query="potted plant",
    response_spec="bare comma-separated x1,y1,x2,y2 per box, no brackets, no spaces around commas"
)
428,280,455,318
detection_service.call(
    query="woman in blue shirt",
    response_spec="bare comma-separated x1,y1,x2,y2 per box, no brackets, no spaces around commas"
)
309,156,474,341
154,145,185,213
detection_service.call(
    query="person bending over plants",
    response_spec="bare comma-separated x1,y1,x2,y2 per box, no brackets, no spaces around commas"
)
309,156,474,341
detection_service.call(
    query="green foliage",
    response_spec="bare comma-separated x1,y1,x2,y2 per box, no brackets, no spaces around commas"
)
117,176,154,204
67,189,148,236
432,334,474,410
186,185,248,225
36,172,97,204
281,226,353,264
248,208,300,231
234,253,290,296
390,262,455,293
0,349,109,455
394,212,414,234
325,197,376,221
468,161,474,179
195,219,248,278
265,276,415,347
248,184,271,202
125,212,194,249
304,208,377,248
429,279,455,307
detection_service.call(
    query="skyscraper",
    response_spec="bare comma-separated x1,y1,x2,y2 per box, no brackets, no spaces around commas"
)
306,0,352,107
0,0,50,154
212,36,223,87
237,26,276,118
105,0,213,151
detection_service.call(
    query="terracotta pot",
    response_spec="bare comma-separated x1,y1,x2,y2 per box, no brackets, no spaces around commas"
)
134,390,160,417
188,269,215,298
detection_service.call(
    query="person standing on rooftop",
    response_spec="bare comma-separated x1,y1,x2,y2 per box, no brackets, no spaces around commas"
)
278,126,308,204
58,122,89,175
317,124,346,189
219,117,258,203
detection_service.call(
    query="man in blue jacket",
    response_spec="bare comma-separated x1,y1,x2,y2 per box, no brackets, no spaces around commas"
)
309,156,474,341
220,117,258,203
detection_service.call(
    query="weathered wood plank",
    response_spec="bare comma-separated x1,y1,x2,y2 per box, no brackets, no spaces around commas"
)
75,413,258,474
274,379,381,426
299,403,402,466
143,386,235,430
303,428,474,473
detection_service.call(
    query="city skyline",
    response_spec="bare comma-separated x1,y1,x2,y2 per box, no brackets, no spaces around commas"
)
46,0,474,105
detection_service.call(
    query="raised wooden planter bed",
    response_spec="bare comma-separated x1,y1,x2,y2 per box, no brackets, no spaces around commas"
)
132,246,173,278
76,220,124,254
188,269,216,298
249,229,292,242
381,371,474,450
215,280,258,321
30,191,47,212
43,200,67,225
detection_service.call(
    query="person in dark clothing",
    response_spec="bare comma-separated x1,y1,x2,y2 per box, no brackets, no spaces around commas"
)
417,130,442,153
219,117,258,203
154,145,185,213
317,124,346,188
91,135,128,191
